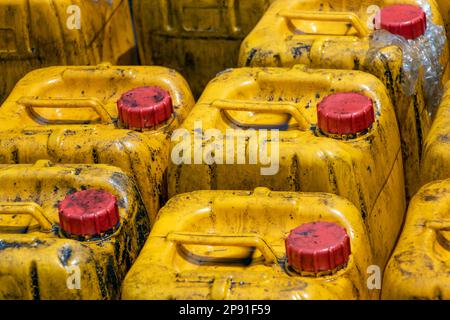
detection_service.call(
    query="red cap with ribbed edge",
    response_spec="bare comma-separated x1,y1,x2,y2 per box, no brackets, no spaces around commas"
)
285,222,351,274
378,5,427,40
317,92,375,135
117,86,173,130
58,189,120,237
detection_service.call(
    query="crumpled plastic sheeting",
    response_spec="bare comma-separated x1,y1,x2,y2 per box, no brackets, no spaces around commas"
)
366,0,447,113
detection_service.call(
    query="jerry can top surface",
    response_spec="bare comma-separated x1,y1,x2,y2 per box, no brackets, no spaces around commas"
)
173,65,401,192
382,179,450,299
193,66,396,136
122,188,376,300
422,81,450,186
0,64,194,132
0,160,150,300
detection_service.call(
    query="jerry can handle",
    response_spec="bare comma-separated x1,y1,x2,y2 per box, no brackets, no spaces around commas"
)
426,221,450,230
18,97,114,125
212,99,311,131
167,232,278,265
0,202,53,232
278,10,369,38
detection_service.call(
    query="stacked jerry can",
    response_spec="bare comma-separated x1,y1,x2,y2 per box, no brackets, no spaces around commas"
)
0,161,150,299
0,0,448,301
382,179,450,299
0,64,195,222
239,0,449,199
131,0,276,97
421,81,450,185
0,0,137,102
382,80,450,300
0,64,195,299
167,65,405,271
122,188,376,300
119,63,408,299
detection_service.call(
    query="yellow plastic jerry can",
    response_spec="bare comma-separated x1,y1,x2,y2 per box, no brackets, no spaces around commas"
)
122,188,377,300
239,0,449,199
382,179,450,299
421,81,450,186
168,65,406,268
0,160,150,300
131,0,275,97
0,64,195,224
0,0,137,103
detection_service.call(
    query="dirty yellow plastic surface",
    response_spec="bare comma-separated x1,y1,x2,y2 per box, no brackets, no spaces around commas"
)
382,179,450,299
239,0,448,199
421,81,450,186
0,160,150,300
0,0,137,103
132,0,275,97
435,0,450,46
168,66,406,267
122,188,376,300
0,64,195,223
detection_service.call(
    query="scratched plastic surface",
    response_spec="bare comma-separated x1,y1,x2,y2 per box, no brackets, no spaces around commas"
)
239,0,449,199
122,188,376,300
168,65,406,268
0,64,195,223
0,161,150,300
382,179,450,299
0,0,137,103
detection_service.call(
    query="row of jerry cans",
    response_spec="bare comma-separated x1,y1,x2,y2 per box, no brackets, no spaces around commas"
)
0,162,374,299
0,3,449,300
238,0,449,201
2,0,448,104
0,63,391,299
0,65,449,298
131,0,449,200
0,64,195,299
1,166,447,299
380,77,450,299
0,0,137,102
2,0,448,195
124,67,450,299
0,63,195,220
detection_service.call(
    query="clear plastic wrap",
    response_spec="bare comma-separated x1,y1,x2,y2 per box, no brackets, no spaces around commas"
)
366,0,447,113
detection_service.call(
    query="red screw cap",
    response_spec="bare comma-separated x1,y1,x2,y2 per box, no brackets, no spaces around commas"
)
378,5,427,40
285,222,351,274
58,189,120,237
317,92,375,135
117,86,173,129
